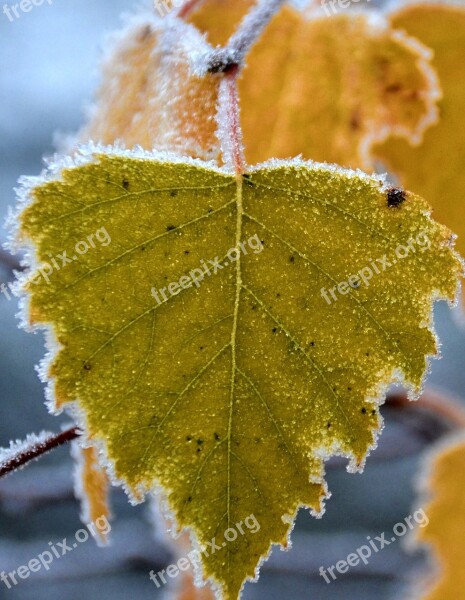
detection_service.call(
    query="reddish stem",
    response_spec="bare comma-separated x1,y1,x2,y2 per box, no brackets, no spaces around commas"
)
0,427,81,479
223,65,246,176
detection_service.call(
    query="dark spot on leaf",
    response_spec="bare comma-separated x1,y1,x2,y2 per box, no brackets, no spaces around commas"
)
387,187,406,208
309,341,315,347
199,346,204,350
350,111,360,130
196,448,201,453
122,179,129,190
289,255,295,263
371,409,376,415
184,250,190,254
272,327,278,333
255,437,261,443
166,224,177,231
385,83,402,93
327,422,332,428
187,496,192,502
83,362,91,371
361,407,367,414
197,439,203,445
170,190,178,197
214,433,220,441
186,436,192,442
276,293,281,298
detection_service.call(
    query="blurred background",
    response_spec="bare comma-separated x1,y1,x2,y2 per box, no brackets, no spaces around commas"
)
1,1,465,598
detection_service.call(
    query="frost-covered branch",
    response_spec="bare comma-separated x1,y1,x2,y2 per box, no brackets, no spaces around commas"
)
227,0,286,64
0,427,81,478
199,0,287,73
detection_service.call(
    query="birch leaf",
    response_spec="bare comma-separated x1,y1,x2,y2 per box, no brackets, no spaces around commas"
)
80,15,220,160
14,147,461,599
189,4,440,169
375,2,465,266
413,435,465,600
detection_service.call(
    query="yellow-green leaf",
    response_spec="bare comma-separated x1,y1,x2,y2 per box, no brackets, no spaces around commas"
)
14,147,461,598
412,434,465,600
375,2,465,268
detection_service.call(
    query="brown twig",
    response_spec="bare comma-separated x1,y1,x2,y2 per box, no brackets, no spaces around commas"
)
387,389,465,430
196,0,287,74
0,427,81,479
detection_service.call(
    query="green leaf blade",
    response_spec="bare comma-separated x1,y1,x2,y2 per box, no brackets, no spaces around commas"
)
15,147,462,599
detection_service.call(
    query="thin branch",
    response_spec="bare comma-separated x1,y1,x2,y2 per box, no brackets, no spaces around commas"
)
228,0,286,64
201,0,287,73
387,388,465,430
0,427,81,479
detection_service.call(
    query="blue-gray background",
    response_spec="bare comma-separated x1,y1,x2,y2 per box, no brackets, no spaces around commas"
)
1,1,464,599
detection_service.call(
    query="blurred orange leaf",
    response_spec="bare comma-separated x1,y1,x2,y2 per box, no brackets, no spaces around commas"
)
375,2,465,278
413,434,465,600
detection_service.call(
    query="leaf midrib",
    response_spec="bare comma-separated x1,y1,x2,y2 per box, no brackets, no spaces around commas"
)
226,177,244,577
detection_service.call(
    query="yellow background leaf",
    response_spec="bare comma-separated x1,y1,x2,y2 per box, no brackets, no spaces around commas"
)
375,2,465,263
189,3,440,169
16,148,461,598
178,572,216,600
80,16,220,160
72,442,111,545
414,434,465,600
81,6,440,174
